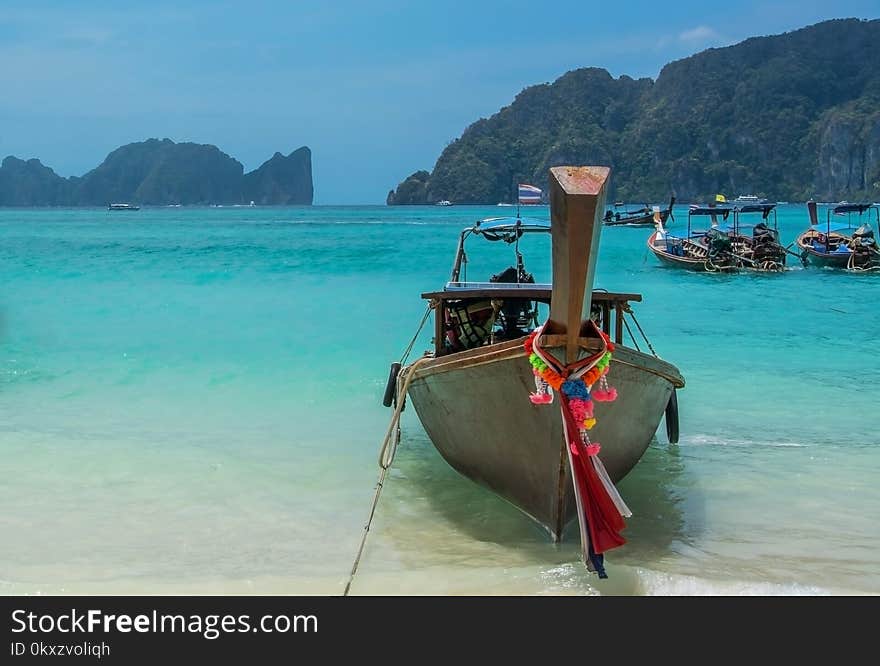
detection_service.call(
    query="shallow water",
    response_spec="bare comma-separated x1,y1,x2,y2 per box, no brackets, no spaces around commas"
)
1,204,877,595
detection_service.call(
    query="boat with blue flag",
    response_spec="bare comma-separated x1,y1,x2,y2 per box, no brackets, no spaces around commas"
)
795,201,880,270
382,166,684,575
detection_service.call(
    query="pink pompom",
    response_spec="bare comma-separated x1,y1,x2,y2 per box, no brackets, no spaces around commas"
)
585,443,601,456
530,393,553,404
569,399,593,421
592,387,618,402
569,442,579,455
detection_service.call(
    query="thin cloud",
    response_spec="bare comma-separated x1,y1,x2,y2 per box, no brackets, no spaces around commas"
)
678,25,723,45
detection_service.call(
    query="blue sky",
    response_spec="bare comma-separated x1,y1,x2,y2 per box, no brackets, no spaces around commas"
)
1,1,877,204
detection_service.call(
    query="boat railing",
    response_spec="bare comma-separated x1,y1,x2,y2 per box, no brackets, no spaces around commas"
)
421,284,642,355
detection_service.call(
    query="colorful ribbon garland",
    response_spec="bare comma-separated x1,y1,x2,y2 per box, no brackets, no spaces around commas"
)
525,321,630,578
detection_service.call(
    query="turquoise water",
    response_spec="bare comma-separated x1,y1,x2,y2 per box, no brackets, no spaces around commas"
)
1,204,878,595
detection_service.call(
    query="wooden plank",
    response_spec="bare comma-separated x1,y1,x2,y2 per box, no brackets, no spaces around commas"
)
434,301,444,355
615,303,623,345
547,166,610,362
421,288,641,302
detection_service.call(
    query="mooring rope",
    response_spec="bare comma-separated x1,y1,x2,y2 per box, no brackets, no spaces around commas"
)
343,355,431,596
622,304,658,357
620,314,639,353
398,301,436,365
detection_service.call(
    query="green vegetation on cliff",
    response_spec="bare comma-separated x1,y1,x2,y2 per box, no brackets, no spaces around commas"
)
0,139,314,206
388,18,880,204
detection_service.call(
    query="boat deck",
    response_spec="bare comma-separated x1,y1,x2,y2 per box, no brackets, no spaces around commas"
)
422,283,642,355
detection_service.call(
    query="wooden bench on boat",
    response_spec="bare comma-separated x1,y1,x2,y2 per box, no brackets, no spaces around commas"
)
682,239,708,258
421,282,642,356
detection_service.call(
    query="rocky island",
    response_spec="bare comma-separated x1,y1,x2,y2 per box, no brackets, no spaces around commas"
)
388,18,880,205
0,139,313,206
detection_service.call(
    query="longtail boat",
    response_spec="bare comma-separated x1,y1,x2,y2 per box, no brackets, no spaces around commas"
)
726,203,790,272
648,202,792,272
646,203,738,271
795,201,880,270
604,195,675,227
387,166,684,574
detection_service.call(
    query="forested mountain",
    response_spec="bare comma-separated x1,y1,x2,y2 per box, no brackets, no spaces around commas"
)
388,18,880,204
0,139,313,206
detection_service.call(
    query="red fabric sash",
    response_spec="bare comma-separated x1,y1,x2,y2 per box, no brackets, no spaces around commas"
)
560,395,627,555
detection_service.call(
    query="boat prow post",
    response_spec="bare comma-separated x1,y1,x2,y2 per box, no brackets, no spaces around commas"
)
546,166,610,362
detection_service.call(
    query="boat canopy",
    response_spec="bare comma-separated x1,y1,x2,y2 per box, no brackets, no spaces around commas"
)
735,203,776,217
688,205,734,216
833,203,874,215
810,221,866,233
471,215,550,242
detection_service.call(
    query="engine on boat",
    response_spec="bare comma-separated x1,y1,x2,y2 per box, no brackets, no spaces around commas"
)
850,225,879,270
751,222,786,268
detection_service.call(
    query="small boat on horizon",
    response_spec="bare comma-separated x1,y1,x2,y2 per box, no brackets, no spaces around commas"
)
386,166,684,575
108,203,140,211
436,200,453,206
731,194,768,204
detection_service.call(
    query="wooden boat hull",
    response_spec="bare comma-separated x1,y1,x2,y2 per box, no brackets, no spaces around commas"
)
795,231,852,268
797,246,852,268
605,209,672,227
646,230,734,272
405,337,684,541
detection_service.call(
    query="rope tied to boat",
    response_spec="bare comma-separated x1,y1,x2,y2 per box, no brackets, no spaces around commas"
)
399,300,437,365
343,355,431,596
621,303,657,357
525,323,631,578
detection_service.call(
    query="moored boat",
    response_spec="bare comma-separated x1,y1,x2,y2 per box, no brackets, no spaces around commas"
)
795,201,880,270
726,202,789,272
388,166,684,573
647,203,738,271
604,195,675,227
108,202,140,211
648,202,792,272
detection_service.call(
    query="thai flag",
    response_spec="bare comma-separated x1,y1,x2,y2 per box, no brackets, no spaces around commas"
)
518,183,542,205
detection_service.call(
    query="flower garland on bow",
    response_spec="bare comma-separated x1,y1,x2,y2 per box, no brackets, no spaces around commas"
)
524,321,630,578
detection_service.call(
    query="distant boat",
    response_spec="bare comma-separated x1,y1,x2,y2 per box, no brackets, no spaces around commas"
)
647,202,789,272
604,195,675,227
436,200,453,206
731,194,768,204
497,202,514,207
647,204,738,272
795,201,880,271
108,203,140,211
